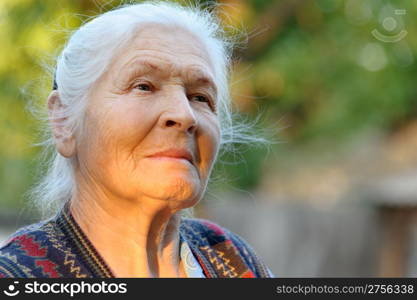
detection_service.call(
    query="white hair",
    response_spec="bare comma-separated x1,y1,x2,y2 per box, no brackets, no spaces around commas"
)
30,0,268,218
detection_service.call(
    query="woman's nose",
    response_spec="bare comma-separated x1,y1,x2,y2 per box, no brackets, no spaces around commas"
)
160,92,198,134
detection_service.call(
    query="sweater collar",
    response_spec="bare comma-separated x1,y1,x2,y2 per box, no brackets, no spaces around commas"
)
56,204,115,278
54,203,213,278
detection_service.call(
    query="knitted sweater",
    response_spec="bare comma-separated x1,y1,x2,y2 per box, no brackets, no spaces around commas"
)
0,206,272,278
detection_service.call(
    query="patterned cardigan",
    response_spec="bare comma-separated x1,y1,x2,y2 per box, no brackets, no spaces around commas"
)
0,205,272,278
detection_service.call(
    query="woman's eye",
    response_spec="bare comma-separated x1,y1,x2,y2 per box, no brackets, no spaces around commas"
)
190,95,209,103
134,83,152,91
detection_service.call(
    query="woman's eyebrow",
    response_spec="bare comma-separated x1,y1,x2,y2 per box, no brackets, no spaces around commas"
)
184,69,218,96
112,59,165,88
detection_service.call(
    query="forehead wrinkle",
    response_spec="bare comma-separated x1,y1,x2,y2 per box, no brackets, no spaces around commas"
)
119,57,171,78
115,55,218,94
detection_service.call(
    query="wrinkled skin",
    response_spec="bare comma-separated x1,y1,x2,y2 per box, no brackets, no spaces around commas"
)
48,24,221,277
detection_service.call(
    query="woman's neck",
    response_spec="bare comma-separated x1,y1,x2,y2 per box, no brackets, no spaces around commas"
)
69,192,187,277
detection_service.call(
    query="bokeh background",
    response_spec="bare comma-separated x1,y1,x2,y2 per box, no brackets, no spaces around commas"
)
1,0,417,277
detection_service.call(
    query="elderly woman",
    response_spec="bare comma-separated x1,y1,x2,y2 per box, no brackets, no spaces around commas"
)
0,2,272,278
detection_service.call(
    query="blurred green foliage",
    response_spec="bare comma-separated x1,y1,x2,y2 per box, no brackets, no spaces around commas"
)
1,0,417,209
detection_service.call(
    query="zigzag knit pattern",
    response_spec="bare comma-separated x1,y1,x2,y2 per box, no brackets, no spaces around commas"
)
0,206,272,278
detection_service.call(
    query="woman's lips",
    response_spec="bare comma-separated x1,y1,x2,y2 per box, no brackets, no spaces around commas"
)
147,148,194,165
148,156,191,164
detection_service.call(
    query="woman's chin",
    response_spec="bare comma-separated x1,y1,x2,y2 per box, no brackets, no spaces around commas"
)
138,176,202,205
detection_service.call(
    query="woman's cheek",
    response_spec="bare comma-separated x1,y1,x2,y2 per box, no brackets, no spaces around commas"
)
108,103,155,147
198,123,220,177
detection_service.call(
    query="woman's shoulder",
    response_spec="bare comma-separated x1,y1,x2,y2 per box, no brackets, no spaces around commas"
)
180,217,255,252
0,218,60,278
180,217,231,241
180,217,274,277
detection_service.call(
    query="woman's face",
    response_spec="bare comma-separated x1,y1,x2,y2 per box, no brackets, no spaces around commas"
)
75,24,221,210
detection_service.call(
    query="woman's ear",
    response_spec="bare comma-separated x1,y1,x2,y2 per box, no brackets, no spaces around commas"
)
47,91,76,158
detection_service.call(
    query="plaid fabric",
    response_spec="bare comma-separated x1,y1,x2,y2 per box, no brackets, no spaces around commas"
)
0,205,272,278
